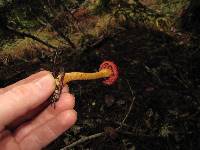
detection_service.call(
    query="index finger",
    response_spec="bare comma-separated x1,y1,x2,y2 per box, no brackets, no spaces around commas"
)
0,71,55,131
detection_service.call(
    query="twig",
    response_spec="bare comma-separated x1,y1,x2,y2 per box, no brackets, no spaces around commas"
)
61,132,105,150
55,31,76,49
46,18,76,49
88,34,108,48
118,80,135,129
75,29,126,60
6,26,59,50
89,28,126,48
144,65,163,86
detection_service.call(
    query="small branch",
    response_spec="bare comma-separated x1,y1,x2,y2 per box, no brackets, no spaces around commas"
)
144,65,163,86
74,29,126,61
58,32,77,49
89,28,126,49
61,132,104,150
88,34,108,48
6,26,59,50
47,23,76,49
118,80,135,129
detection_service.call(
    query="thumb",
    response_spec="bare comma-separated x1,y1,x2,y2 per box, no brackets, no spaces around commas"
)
0,71,55,131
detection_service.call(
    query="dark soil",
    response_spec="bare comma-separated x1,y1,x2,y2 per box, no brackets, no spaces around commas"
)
1,24,200,150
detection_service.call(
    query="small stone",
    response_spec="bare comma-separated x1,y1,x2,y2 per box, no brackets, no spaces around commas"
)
116,99,125,105
92,101,96,106
105,95,115,107
128,145,136,150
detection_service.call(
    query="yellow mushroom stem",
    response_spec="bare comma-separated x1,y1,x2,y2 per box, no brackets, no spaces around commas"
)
55,69,112,85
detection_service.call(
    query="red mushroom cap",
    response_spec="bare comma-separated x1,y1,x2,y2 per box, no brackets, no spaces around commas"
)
99,61,118,85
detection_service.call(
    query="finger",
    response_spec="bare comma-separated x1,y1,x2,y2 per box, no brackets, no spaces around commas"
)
2,71,51,92
0,89,4,94
8,85,70,129
61,85,69,93
0,71,55,130
14,91,75,141
27,92,75,127
18,110,77,150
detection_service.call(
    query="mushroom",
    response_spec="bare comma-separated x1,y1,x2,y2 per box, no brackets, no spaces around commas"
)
99,61,118,85
56,61,118,85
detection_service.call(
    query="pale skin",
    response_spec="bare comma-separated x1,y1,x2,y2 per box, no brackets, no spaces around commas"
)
0,71,77,150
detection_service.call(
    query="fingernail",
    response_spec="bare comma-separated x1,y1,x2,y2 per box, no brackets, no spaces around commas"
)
64,110,77,124
66,110,77,119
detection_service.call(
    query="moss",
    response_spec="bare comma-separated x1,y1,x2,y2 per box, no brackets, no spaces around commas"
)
1,0,190,59
92,14,114,36
1,28,64,58
86,0,111,14
8,7,41,29
154,0,189,16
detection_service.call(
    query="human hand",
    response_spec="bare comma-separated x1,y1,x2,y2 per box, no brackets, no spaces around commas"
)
0,71,77,150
